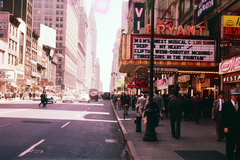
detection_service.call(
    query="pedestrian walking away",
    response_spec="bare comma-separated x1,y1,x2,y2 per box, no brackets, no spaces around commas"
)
183,94,191,121
168,91,183,139
212,91,227,142
136,94,147,118
154,90,164,124
192,93,203,124
122,95,130,115
221,87,240,160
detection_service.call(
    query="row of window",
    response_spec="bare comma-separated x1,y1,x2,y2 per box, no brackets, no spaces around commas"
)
9,39,17,51
32,64,37,73
9,25,18,37
56,36,63,41
8,54,17,66
34,3,64,9
34,9,64,15
32,50,38,61
55,50,62,54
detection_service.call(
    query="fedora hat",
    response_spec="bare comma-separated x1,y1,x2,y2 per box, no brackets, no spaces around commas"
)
230,87,240,95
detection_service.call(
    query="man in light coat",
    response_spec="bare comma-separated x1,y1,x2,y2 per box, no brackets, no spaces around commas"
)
136,94,147,117
154,91,165,122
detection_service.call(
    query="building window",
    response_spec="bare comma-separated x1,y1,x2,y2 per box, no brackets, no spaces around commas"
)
57,0,59,2
58,64,61,68
59,58,61,61
0,1,3,8
56,17,59,21
37,23,40,27
49,23,52,27
59,50,62,54
45,3,48,8
38,3,41,8
45,0,48,2
38,16,41,21
8,54,10,64
56,36,58,40
60,11,63,15
60,4,63,9
60,24,63,28
34,3,37,8
33,16,37,20
59,43,62,46
45,10,48,14
60,17,63,21
33,22,36,27
45,16,48,21
34,9,37,14
59,36,62,40
38,10,41,14
55,50,58,53
56,4,59,8
49,10,52,15
49,4,52,8
49,16,52,21
56,10,59,15
56,24,59,28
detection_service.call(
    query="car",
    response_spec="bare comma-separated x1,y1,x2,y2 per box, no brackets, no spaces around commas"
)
62,94,74,103
102,92,111,100
46,93,57,103
79,94,90,103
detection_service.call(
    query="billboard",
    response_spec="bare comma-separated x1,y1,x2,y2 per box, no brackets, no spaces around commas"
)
131,34,217,62
0,12,9,42
40,24,56,48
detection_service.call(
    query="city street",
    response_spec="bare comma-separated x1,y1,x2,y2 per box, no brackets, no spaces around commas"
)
0,99,129,160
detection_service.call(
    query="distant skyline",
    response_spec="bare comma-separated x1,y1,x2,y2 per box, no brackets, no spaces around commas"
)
86,0,127,91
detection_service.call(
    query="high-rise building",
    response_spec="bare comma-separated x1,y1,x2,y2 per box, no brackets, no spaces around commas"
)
32,0,79,91
0,0,33,84
121,1,128,33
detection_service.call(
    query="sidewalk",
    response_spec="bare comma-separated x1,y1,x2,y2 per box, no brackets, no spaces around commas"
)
111,101,227,160
0,97,40,103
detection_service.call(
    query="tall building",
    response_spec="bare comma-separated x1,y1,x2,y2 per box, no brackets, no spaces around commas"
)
89,3,97,57
32,0,79,91
121,1,128,33
0,0,33,85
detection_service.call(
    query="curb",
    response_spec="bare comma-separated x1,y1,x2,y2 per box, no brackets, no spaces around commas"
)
110,101,141,160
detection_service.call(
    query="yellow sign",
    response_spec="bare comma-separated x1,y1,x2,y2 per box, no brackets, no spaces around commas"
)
223,15,240,27
179,82,189,89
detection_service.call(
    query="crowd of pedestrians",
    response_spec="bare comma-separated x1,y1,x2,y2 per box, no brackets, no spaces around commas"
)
111,87,240,160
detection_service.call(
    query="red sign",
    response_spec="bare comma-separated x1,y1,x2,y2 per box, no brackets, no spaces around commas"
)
127,77,148,88
222,27,240,40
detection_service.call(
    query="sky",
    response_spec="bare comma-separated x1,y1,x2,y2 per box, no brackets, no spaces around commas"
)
85,0,127,92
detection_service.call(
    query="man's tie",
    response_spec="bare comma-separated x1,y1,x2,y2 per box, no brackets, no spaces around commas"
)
235,102,238,112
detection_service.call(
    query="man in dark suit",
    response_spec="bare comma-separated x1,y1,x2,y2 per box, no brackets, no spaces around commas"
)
168,91,183,139
221,87,240,160
192,93,203,124
39,91,47,107
212,91,227,141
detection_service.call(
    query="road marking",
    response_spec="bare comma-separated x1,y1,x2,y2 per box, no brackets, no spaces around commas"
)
0,109,28,115
18,139,45,157
0,123,11,128
76,114,81,117
61,122,70,128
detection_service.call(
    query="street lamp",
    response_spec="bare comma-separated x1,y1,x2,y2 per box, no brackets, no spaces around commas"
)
143,0,157,141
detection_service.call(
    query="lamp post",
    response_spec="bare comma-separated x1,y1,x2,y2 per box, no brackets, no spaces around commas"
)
143,0,157,141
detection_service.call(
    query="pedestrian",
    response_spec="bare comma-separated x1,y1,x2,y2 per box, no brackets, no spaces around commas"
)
122,95,130,115
20,92,22,100
131,95,137,111
168,91,183,139
183,94,191,121
29,92,32,100
120,92,125,109
39,91,47,107
33,92,35,100
212,91,227,142
115,95,121,110
221,87,240,160
163,93,170,118
192,93,203,124
154,90,165,123
136,94,147,118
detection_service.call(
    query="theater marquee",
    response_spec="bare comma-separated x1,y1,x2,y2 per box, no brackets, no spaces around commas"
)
131,34,217,62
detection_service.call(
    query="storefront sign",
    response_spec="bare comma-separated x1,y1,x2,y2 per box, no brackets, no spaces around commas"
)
222,15,240,40
157,78,168,86
0,70,14,79
127,77,148,88
16,79,25,86
25,79,32,85
223,72,240,83
196,78,210,88
178,75,190,82
179,82,189,89
197,0,214,18
154,67,178,73
219,55,240,74
134,3,145,33
131,35,216,62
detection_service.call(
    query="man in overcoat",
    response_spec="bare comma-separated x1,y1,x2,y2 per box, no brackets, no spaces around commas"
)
221,87,240,160
212,91,227,141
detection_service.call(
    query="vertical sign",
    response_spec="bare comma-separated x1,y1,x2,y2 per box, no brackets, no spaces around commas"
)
134,3,145,33
0,12,9,42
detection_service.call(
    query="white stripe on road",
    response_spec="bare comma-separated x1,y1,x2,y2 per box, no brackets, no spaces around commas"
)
76,114,81,117
0,123,11,128
61,122,70,128
0,109,28,115
18,139,45,157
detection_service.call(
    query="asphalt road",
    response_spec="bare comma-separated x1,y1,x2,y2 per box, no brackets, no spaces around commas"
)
0,99,129,160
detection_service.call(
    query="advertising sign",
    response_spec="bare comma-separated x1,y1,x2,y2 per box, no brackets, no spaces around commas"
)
223,72,240,83
0,12,9,42
222,15,240,40
40,24,56,48
131,35,216,62
127,77,148,88
197,0,214,18
219,55,240,74
0,69,14,80
134,3,145,33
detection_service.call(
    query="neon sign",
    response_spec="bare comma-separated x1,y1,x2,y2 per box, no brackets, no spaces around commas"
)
219,56,240,74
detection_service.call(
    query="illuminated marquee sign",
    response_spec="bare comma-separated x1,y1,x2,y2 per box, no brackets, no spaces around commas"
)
131,35,217,62
219,55,240,75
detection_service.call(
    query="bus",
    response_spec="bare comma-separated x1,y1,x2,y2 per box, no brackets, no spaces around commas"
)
89,89,98,101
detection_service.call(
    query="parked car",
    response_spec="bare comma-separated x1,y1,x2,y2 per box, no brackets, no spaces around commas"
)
46,93,57,103
79,94,90,103
62,94,74,103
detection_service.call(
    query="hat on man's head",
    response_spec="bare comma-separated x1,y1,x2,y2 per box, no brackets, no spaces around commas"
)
230,87,240,95
218,91,225,95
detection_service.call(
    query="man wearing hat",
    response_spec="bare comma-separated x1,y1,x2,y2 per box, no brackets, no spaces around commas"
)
221,87,240,160
212,91,227,141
